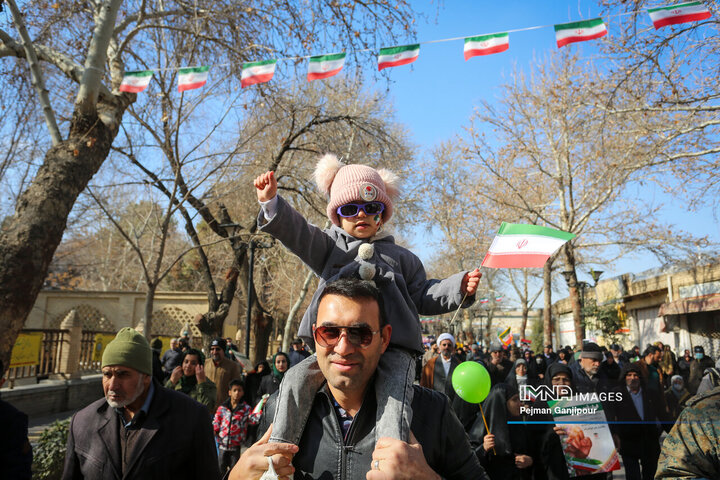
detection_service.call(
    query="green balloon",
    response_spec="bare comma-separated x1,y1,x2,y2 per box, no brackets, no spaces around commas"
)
452,361,491,404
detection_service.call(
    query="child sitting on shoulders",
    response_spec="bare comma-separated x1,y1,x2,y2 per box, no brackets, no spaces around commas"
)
253,153,481,454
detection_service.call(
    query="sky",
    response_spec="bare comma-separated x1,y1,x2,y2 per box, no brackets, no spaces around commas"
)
362,0,720,290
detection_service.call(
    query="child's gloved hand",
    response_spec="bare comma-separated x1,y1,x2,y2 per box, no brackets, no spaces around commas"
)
255,171,277,202
461,268,482,295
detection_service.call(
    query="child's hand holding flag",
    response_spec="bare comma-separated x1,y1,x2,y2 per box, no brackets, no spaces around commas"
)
462,268,482,295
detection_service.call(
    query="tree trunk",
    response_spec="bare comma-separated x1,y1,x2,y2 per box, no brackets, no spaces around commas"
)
282,268,315,353
143,283,156,341
543,258,553,347
520,303,529,340
253,309,272,365
562,245,584,347
0,108,121,370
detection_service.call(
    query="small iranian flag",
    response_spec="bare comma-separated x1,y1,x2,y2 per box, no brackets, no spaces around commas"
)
495,296,504,302
241,60,277,88
479,297,490,304
378,44,420,71
178,66,209,92
647,2,712,29
499,327,513,347
481,222,576,269
554,18,608,48
119,70,153,93
307,53,346,81
464,33,509,60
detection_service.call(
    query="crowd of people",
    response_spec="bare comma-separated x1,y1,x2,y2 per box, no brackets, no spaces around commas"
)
418,335,720,480
5,155,716,480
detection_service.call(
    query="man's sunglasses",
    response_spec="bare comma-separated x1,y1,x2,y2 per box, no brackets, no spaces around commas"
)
313,325,379,348
336,202,385,218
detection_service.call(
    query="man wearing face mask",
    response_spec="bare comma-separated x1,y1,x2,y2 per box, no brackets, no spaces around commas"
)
664,375,691,422
687,345,714,394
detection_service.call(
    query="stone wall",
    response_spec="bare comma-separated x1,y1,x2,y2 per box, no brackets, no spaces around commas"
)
25,290,241,340
1,375,103,418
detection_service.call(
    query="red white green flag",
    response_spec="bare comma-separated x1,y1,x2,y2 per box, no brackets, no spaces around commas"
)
241,60,277,87
178,66,209,92
481,222,576,269
119,70,153,93
479,297,490,304
378,44,420,71
307,53,346,81
495,295,504,302
464,33,509,60
647,2,712,29
554,18,607,48
499,327,513,347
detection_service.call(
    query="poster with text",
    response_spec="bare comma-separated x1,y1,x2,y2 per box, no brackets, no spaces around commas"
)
548,397,620,475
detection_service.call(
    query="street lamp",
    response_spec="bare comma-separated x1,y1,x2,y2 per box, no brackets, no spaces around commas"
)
590,269,604,286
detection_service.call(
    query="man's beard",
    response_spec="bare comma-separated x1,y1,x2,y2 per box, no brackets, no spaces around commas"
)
106,375,146,408
441,351,452,359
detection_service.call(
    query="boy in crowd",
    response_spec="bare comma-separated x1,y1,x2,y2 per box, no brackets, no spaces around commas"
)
213,379,261,474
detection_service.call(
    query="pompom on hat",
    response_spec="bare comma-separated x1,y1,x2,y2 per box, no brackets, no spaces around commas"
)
314,153,400,227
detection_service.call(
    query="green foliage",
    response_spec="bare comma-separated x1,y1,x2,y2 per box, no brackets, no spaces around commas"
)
582,299,623,345
32,419,69,480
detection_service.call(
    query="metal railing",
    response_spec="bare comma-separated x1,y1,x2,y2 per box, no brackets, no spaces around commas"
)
79,331,103,372
4,329,67,386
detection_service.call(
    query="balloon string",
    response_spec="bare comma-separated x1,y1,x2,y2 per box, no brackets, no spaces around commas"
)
478,403,496,456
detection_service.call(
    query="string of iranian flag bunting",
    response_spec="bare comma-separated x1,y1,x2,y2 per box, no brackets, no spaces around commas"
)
119,1,713,94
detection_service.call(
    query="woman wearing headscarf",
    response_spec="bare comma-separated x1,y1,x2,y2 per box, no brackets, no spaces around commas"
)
658,345,676,389
556,349,569,365
524,363,574,480
244,360,270,407
166,348,218,415
664,374,691,422
543,362,617,480
257,352,289,397
468,383,536,480
505,358,536,391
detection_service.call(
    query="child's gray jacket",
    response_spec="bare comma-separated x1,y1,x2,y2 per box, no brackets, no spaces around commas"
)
258,195,474,353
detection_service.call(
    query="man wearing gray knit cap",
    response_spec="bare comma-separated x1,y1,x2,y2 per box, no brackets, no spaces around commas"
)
62,327,220,480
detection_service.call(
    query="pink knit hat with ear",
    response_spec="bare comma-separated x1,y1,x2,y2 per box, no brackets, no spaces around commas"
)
314,153,400,226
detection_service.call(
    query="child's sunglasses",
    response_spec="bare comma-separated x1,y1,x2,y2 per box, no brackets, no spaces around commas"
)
336,202,385,218
313,325,379,348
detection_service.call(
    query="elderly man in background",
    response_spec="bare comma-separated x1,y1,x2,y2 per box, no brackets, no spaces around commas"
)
62,327,219,480
420,332,461,403
160,338,182,379
205,337,242,406
570,342,610,394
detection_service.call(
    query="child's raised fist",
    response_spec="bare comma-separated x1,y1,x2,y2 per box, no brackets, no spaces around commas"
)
254,171,277,202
